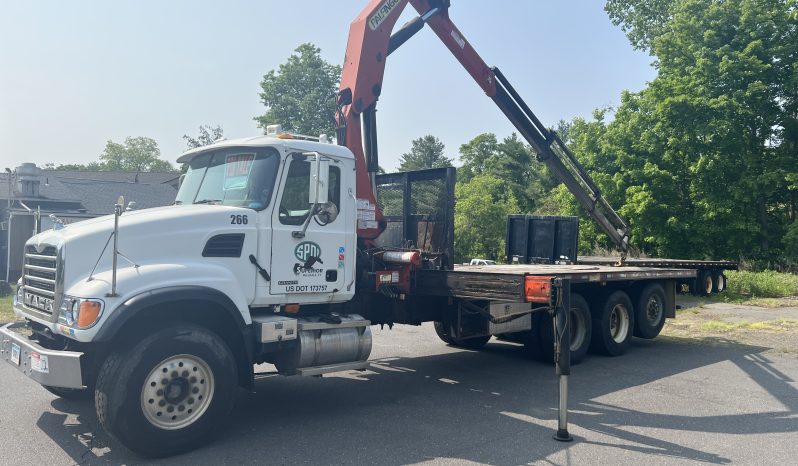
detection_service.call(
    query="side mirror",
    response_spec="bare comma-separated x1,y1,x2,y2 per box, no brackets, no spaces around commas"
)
308,155,329,205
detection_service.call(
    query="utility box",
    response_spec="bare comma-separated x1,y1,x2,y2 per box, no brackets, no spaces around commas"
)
505,215,579,264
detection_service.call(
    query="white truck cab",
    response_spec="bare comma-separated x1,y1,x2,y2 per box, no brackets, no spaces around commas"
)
1,132,371,457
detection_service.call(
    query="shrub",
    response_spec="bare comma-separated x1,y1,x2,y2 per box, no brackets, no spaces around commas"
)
725,270,798,298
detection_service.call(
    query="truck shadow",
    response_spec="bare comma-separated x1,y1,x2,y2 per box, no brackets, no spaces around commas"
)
40,334,795,465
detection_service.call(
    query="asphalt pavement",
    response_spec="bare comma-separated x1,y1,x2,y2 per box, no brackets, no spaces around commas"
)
1,317,796,465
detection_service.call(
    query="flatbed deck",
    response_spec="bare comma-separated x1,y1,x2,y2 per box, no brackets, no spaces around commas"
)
416,263,696,302
579,256,738,270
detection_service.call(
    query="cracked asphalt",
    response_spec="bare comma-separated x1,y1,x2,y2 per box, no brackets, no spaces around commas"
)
1,299,796,465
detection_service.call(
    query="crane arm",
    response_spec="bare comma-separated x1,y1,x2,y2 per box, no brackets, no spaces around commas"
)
337,0,630,254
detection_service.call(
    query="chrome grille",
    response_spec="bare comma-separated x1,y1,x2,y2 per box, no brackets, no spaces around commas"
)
23,244,59,317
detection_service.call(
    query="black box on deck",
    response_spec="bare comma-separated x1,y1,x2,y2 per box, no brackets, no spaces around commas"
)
505,215,579,264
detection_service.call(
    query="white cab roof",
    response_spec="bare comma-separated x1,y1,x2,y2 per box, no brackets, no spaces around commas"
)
176,136,355,164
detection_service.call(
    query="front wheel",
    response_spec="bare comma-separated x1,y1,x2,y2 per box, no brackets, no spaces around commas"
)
95,325,237,458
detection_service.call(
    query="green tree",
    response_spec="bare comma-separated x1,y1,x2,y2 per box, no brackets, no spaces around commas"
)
548,0,798,263
398,135,452,171
100,137,174,172
605,0,676,50
255,43,341,137
458,133,498,182
458,132,556,212
183,125,224,150
454,174,520,262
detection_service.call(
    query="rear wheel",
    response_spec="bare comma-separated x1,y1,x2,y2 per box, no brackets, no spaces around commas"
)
633,283,666,339
591,291,635,356
713,272,726,293
433,321,490,349
95,324,237,457
693,271,714,296
538,294,592,364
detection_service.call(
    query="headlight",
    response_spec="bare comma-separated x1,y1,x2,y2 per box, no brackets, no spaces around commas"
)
59,296,104,329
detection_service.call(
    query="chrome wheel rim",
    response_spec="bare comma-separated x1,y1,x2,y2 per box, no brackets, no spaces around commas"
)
609,304,630,343
569,307,586,351
717,275,725,292
141,354,215,430
646,295,663,326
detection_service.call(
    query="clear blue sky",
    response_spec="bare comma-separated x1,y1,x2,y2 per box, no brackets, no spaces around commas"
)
0,0,655,171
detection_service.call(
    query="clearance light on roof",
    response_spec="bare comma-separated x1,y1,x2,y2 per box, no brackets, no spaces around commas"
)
266,124,294,139
525,276,554,304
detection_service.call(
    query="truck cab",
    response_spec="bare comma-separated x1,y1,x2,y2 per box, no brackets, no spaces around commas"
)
1,131,372,456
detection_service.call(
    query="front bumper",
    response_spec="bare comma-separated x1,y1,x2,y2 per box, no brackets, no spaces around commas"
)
0,322,84,389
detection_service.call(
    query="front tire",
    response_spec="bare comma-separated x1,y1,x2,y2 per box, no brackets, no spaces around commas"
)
95,325,237,458
591,291,635,356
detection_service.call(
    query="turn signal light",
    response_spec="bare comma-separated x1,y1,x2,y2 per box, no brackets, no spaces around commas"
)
525,276,553,304
77,300,103,328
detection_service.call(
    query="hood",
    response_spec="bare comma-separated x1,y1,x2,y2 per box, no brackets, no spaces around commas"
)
29,204,259,295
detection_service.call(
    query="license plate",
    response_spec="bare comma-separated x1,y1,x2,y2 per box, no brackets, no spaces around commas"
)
10,343,20,366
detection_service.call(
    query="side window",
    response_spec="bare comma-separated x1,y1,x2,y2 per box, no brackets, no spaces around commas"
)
278,159,341,226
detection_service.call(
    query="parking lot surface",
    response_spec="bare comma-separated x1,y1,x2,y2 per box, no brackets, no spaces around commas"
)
1,307,796,465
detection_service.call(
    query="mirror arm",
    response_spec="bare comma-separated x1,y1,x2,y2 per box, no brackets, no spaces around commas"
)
292,152,322,239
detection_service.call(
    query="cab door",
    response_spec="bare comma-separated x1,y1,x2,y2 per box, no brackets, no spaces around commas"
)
269,153,352,302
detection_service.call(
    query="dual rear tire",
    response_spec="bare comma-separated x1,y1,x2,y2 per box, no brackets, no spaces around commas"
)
590,291,635,356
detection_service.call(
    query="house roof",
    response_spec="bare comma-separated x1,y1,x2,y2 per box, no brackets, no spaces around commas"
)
57,179,177,214
0,171,177,215
46,170,179,185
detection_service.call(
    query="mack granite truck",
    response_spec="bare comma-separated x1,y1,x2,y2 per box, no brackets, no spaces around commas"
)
0,0,731,457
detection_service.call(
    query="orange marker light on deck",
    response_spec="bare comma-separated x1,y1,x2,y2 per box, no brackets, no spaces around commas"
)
525,276,553,304
77,300,103,328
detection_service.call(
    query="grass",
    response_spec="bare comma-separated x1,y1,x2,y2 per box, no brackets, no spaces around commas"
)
724,270,798,299
0,293,16,323
700,319,798,333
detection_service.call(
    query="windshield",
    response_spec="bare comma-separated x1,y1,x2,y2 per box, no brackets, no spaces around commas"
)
175,147,280,210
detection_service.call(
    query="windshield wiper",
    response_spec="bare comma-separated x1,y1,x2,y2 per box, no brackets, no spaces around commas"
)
194,199,222,205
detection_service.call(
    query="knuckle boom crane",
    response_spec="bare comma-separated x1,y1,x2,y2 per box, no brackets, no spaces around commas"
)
335,0,630,259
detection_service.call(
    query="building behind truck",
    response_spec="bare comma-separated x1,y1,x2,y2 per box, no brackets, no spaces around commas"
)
1,164,178,282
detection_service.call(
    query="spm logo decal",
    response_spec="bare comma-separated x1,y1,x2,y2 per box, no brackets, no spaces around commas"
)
295,241,322,261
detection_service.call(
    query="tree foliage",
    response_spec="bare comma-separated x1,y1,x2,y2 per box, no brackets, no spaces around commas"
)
99,137,174,172
454,174,520,262
458,132,556,213
183,125,224,150
548,0,798,264
398,135,453,171
255,43,341,137
46,137,174,172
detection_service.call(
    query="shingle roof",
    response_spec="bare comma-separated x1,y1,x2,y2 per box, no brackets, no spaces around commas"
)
47,170,179,185
56,179,177,215
0,171,177,214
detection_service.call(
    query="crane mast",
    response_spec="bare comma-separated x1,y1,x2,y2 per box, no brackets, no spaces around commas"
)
336,0,630,256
